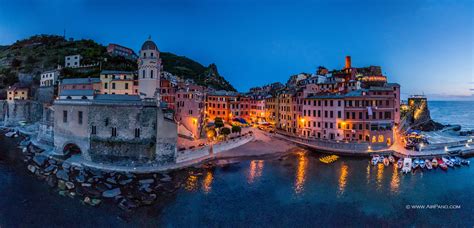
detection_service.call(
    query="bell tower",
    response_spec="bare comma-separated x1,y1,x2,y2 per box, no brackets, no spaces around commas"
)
138,36,161,99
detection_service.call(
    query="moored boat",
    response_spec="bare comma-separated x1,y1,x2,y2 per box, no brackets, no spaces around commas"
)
419,159,426,169
412,158,420,169
453,157,462,166
388,155,395,163
443,157,454,168
431,158,438,168
371,155,380,166
397,159,403,169
402,158,412,174
461,159,470,166
438,158,448,171
425,159,432,170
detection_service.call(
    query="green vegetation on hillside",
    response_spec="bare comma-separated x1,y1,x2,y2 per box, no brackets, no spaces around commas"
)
0,34,236,91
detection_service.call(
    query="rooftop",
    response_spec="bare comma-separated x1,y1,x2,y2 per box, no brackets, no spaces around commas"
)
100,70,135,75
61,78,100,85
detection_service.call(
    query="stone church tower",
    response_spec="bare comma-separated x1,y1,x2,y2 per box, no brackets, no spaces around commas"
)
138,37,161,99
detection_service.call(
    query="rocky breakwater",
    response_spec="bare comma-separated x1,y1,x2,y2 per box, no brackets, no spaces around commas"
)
19,137,182,212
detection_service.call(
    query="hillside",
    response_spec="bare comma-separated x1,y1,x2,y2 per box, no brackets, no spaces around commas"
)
0,34,235,91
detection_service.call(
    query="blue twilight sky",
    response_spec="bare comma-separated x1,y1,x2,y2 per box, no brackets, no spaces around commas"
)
0,0,472,100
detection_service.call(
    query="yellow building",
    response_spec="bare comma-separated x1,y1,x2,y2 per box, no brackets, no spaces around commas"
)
99,70,138,95
7,84,29,101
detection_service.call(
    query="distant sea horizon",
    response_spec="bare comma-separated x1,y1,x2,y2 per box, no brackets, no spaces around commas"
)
428,101,474,130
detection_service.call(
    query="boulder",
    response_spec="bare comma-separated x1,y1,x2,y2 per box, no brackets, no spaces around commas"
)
56,170,69,181
106,177,117,184
58,180,66,190
119,179,133,185
62,163,71,170
118,198,138,212
44,165,57,174
27,165,37,174
102,188,121,198
139,179,154,185
160,174,172,182
46,176,57,188
32,155,47,167
75,174,86,183
65,182,75,190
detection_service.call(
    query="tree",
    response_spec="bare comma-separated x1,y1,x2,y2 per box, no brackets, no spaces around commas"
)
220,127,231,139
232,125,242,135
214,117,224,128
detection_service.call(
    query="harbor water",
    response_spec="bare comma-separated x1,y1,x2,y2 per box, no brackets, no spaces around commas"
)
0,101,473,226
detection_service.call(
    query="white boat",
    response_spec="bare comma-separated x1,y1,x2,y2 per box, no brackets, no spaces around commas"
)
402,158,412,174
371,155,380,166
425,159,432,170
443,157,454,168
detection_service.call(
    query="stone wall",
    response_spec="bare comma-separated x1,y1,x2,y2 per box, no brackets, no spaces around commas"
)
35,86,55,104
36,105,54,146
155,110,177,164
2,100,43,126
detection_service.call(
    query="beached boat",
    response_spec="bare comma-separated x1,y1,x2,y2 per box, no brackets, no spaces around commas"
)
388,155,395,163
371,155,380,166
383,157,390,166
397,159,403,169
402,158,412,174
419,159,426,169
431,158,438,168
438,158,448,171
425,159,432,170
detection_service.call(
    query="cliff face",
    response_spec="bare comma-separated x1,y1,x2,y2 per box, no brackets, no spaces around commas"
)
0,35,236,91
402,97,444,131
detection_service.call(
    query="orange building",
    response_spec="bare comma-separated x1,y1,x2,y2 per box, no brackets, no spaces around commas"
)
7,84,29,101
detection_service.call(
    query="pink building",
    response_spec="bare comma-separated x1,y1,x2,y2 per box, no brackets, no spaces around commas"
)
175,86,206,139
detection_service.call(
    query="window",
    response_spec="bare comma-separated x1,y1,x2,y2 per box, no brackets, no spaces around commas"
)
91,126,96,135
111,127,117,137
63,110,67,123
104,83,108,89
150,70,154,78
142,70,145,78
105,118,109,126
125,83,129,89
112,83,116,89
78,111,83,124
134,128,140,138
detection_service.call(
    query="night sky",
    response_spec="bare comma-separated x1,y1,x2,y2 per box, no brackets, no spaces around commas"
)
0,0,472,100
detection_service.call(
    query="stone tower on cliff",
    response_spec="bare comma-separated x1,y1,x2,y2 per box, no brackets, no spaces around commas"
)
138,37,162,99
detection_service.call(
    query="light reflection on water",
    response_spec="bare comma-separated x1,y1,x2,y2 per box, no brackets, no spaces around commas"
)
185,174,198,192
338,163,348,196
376,163,384,191
202,171,214,194
247,160,264,184
390,164,400,194
294,151,308,194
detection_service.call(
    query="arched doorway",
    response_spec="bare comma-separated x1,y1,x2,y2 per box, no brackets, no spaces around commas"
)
63,143,81,157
